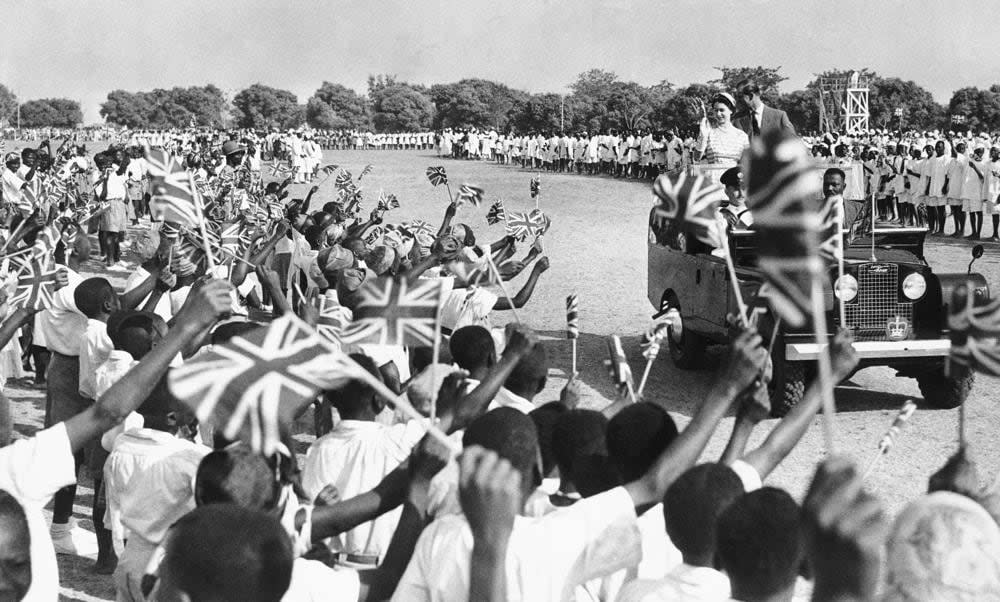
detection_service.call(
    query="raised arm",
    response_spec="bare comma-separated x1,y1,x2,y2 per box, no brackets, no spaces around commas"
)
63,279,232,453
741,330,858,481
493,257,549,310
624,329,766,510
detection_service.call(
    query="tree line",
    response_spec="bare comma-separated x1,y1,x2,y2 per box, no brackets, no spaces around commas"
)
5,66,1000,133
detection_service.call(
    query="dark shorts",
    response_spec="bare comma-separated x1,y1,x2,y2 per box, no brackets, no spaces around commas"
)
44,352,91,428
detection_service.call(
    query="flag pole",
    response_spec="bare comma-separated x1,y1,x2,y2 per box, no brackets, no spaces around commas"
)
429,301,442,422
486,253,520,324
836,201,847,327
809,265,837,453
297,314,460,453
720,235,748,325
189,172,216,271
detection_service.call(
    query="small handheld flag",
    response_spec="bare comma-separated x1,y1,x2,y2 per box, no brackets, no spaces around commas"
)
426,166,448,187
456,184,484,208
604,335,635,402
359,164,374,180
486,199,506,226
566,294,579,339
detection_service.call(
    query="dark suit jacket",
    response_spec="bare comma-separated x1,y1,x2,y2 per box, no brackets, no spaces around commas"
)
734,105,796,138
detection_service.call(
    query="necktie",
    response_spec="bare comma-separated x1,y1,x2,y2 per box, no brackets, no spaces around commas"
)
752,112,761,137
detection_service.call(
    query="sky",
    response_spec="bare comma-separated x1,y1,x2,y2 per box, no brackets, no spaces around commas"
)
0,0,995,124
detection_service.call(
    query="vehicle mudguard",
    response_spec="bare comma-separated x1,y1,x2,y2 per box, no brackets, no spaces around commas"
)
938,273,989,309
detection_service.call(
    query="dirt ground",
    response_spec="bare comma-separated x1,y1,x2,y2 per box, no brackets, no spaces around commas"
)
9,147,1000,600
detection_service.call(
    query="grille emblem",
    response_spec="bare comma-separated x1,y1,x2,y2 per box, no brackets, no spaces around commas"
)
886,316,909,340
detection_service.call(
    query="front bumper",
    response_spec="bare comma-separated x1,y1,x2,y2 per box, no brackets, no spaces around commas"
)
786,339,950,361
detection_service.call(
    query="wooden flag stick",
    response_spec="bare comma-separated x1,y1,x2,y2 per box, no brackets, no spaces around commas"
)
0,218,28,256
486,253,520,324
720,235,749,326
429,302,443,422
298,314,460,453
189,172,216,271
571,339,578,375
809,269,838,453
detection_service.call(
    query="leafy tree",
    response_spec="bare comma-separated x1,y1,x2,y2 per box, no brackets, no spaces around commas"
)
371,84,435,132
651,83,721,133
0,85,17,125
100,89,152,128
306,82,370,130
944,87,1000,133
710,66,788,103
508,93,568,133
18,98,82,128
429,79,524,130
101,86,227,128
870,77,943,131
773,90,820,134
233,84,302,129
607,81,653,130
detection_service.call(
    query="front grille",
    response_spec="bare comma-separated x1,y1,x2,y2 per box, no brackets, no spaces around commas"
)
839,263,913,341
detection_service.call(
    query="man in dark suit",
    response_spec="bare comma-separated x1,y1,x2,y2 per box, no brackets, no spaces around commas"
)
733,81,796,139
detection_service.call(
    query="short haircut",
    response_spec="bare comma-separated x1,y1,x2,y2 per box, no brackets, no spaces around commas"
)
529,402,568,477
107,310,159,357
0,488,29,545
503,344,548,398
737,80,761,97
449,326,496,372
663,463,745,560
74,277,116,318
162,505,293,602
211,321,259,346
606,403,678,483
824,167,846,181
463,408,540,488
552,409,620,497
323,353,382,416
195,444,280,512
717,488,804,599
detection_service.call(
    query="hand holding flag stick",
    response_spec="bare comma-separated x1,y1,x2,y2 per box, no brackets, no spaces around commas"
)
636,311,677,399
863,399,917,480
605,335,637,403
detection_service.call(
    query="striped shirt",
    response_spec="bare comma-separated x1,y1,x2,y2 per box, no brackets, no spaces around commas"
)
697,124,749,166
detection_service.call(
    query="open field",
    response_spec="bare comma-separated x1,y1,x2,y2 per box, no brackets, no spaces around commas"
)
8,148,1000,600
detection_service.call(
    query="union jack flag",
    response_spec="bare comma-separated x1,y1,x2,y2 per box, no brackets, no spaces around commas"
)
530,177,540,198
362,224,385,247
446,260,497,288
746,131,824,328
219,221,244,257
8,256,60,311
316,291,352,347
321,164,339,175
456,184,484,208
486,199,506,226
652,172,726,248
270,162,294,177
402,219,435,240
335,171,353,190
377,193,400,211
18,179,44,215
505,211,534,241
167,314,371,454
527,209,551,236
426,166,448,187
147,149,200,227
817,196,845,262
948,283,1000,375
341,276,445,347
358,164,374,181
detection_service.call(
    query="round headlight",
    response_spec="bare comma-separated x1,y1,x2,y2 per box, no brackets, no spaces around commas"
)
903,272,927,300
835,274,858,302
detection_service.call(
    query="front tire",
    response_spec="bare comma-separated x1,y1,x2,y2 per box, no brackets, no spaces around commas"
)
917,365,974,409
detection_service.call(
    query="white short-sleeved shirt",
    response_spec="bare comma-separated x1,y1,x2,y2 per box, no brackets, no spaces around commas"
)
113,431,210,548
487,387,536,414
35,268,86,356
393,485,642,602
282,558,361,602
437,277,499,332
0,423,78,602
2,168,25,207
78,318,113,400
615,563,731,601
302,419,426,558
634,503,683,581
